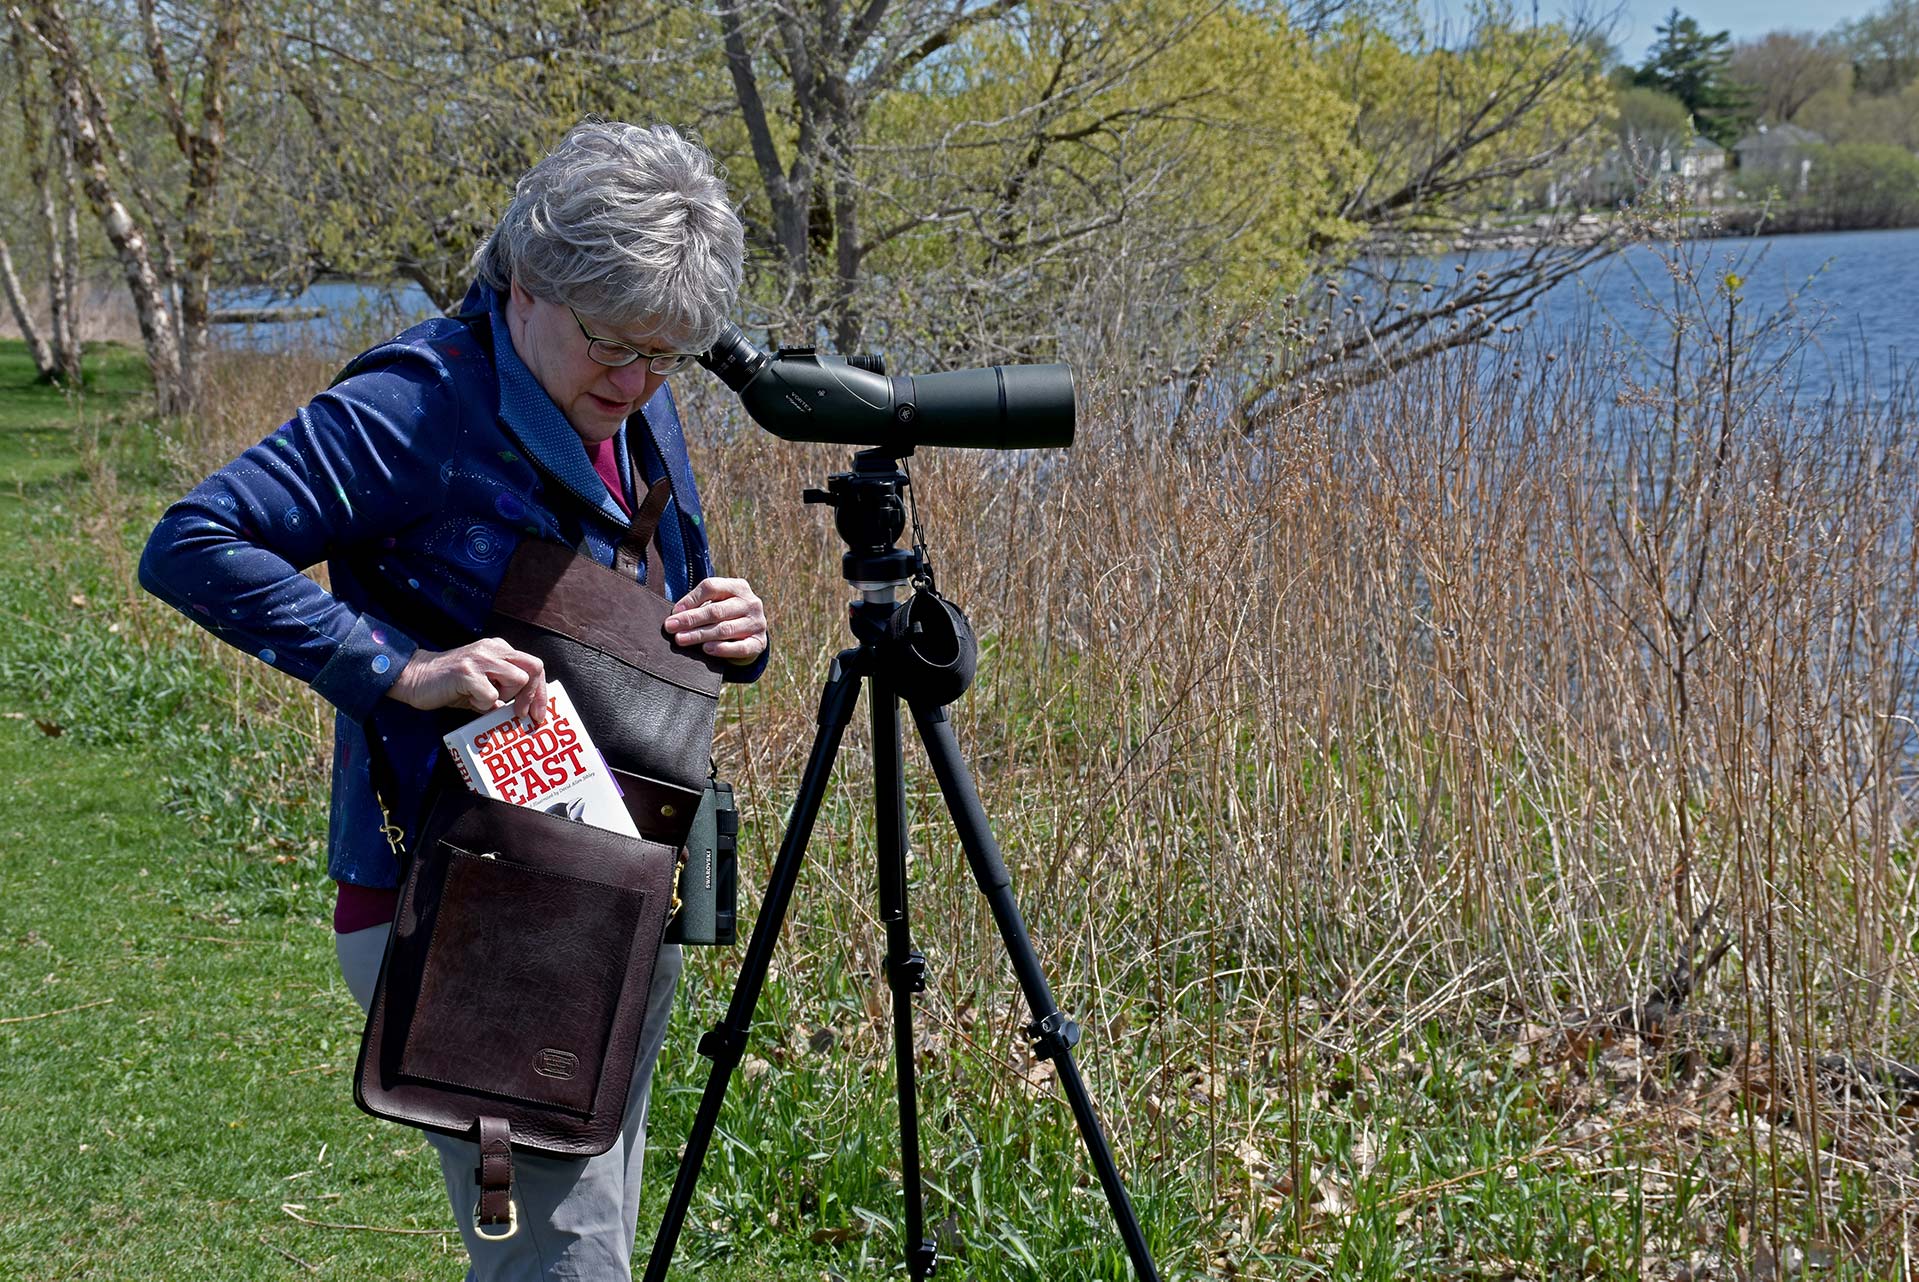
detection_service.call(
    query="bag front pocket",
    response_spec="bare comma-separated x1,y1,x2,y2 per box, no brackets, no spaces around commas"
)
394,844,651,1115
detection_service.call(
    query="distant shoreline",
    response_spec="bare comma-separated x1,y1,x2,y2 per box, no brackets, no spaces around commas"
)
1370,210,1919,256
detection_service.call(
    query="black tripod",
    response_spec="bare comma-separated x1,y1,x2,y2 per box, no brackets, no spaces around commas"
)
642,449,1160,1280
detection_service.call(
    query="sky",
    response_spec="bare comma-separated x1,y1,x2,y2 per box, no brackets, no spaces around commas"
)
1423,0,1883,61
1605,0,1880,59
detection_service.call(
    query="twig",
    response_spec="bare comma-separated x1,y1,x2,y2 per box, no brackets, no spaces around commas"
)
257,1235,320,1272
1860,1191,1919,1245
280,1204,444,1236
0,997,112,1025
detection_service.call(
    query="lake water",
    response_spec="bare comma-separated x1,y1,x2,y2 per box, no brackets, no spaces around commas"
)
215,227,1919,405
214,281,444,354
1465,227,1919,408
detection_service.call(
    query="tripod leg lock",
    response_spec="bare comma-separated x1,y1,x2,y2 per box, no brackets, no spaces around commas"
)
697,1023,749,1068
1025,1011,1081,1061
889,949,930,993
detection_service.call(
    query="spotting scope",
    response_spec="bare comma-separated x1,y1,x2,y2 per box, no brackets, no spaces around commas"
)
698,322,1074,451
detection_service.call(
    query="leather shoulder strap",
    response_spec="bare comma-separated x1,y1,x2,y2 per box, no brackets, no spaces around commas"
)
613,478,672,597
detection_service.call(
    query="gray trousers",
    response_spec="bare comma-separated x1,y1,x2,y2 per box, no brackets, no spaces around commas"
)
337,924,682,1281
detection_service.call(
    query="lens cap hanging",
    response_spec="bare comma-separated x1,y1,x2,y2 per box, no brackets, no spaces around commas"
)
882,588,976,706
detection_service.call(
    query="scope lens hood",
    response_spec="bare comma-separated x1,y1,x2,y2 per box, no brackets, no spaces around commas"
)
882,589,977,707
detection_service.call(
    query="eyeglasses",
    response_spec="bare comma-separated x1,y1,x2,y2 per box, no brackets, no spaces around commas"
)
570,308,701,375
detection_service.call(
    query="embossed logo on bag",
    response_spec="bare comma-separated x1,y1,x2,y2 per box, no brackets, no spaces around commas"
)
535,1048,579,1080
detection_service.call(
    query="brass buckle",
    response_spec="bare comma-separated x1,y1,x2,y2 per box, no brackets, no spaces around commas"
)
472,1196,519,1241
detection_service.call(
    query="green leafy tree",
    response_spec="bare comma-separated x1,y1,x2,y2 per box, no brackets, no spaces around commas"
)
850,0,1357,358
689,0,1357,359
1806,140,1919,224
1633,8,1749,145
1616,84,1693,152
1793,71,1919,148
1325,6,1615,229
1227,4,1622,425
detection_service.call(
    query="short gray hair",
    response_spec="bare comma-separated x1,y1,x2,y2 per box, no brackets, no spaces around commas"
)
472,121,744,349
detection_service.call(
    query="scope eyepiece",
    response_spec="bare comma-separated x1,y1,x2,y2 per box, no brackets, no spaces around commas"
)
697,323,769,392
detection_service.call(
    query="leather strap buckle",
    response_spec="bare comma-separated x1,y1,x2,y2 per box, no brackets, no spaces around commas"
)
471,1196,519,1241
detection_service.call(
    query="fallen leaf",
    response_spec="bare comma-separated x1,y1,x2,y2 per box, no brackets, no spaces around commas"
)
69,593,87,608
1017,1055,1057,1096
34,719,63,738
1312,1167,1354,1216
1234,1138,1272,1180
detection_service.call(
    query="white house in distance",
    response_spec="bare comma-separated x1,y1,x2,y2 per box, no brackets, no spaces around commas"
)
1661,135,1729,202
1734,122,1823,193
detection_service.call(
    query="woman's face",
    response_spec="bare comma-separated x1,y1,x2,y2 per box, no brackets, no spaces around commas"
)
506,279,673,443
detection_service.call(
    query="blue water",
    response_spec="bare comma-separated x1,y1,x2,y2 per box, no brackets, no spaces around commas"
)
1402,228,1919,407
217,229,1919,404
214,281,443,354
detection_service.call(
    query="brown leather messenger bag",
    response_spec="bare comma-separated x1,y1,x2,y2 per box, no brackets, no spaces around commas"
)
353,479,726,1240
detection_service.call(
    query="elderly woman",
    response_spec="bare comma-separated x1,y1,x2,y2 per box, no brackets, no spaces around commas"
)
138,121,766,1279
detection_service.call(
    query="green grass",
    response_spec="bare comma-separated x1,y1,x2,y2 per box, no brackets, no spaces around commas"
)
0,340,1901,1279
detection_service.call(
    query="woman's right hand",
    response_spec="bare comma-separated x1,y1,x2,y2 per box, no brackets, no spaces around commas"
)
386,638,549,723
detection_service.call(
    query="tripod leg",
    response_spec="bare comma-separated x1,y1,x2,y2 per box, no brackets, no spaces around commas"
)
871,676,937,1278
640,649,866,1282
907,700,1162,1282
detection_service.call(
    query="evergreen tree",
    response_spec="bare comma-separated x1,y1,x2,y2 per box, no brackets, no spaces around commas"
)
1633,8,1751,145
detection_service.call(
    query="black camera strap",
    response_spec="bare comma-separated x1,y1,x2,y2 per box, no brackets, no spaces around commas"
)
900,456,939,598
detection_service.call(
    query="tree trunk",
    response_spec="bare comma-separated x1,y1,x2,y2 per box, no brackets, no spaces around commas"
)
169,0,240,416
716,0,815,310
8,13,76,383
52,116,80,382
48,56,184,412
713,1,1030,343
0,233,54,376
831,134,861,352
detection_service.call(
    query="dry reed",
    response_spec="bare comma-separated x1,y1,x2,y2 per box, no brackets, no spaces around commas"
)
161,289,1919,1269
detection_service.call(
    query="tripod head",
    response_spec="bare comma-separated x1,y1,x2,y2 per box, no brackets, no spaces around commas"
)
805,449,976,705
803,449,920,594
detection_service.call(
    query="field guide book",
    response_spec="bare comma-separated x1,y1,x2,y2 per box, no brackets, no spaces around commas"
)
442,681,640,839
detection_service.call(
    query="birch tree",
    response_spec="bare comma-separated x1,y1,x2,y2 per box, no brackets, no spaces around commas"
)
8,0,240,414
1,18,79,384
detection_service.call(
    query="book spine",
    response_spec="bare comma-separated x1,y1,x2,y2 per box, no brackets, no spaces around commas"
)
447,741,479,794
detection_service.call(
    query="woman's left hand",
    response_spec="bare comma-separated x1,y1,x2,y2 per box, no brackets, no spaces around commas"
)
665,577,768,665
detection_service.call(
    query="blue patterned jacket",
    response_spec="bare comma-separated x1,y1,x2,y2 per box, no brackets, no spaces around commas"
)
139,280,765,888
